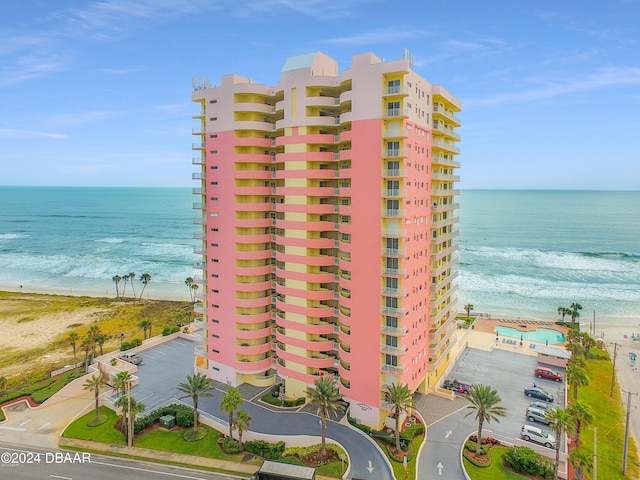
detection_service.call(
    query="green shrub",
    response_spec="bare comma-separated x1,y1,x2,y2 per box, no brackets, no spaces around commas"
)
502,446,554,479
283,443,344,458
162,326,172,336
222,437,244,454
176,409,194,428
245,440,286,459
401,423,425,439
121,338,142,351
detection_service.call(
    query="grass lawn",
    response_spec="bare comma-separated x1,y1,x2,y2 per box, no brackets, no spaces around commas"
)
387,435,423,480
135,425,243,462
576,357,639,480
464,447,529,480
62,406,125,444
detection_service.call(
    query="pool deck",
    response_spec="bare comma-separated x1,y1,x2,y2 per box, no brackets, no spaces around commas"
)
473,316,568,337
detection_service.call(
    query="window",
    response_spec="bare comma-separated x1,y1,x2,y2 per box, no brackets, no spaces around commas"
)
209,117,217,121
210,99,217,104
210,134,217,138
385,354,398,366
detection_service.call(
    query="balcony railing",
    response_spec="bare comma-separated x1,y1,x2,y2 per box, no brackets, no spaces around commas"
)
381,306,408,317
382,268,407,278
383,148,407,158
382,209,403,218
381,248,405,257
383,169,407,178
381,324,408,336
381,189,405,198
381,363,407,375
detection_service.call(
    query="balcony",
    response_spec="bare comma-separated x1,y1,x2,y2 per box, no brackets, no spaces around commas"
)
381,189,405,198
192,157,204,165
431,172,461,182
430,230,460,247
381,363,407,375
192,143,205,150
382,248,405,257
382,209,403,218
194,345,207,358
192,172,204,180
383,108,409,118
382,85,408,96
382,229,407,238
431,202,459,213
383,169,407,178
432,155,460,168
381,306,408,317
433,104,461,125
381,287,407,297
382,148,408,158
432,138,460,154
193,216,207,225
432,123,460,140
381,343,407,355
194,303,207,315
381,268,407,278
381,324,408,336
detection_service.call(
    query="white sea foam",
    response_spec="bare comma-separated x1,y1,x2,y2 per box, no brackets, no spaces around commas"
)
0,233,24,241
94,237,124,244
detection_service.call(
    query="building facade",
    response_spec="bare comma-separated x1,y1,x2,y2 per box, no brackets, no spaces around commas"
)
191,52,461,427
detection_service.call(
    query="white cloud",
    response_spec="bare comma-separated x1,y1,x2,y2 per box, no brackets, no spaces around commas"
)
465,67,640,107
321,27,427,46
0,128,69,139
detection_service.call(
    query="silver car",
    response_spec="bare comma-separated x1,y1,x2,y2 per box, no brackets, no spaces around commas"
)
520,424,556,448
526,406,553,425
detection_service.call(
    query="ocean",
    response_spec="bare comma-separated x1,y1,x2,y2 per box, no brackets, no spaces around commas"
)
0,187,639,327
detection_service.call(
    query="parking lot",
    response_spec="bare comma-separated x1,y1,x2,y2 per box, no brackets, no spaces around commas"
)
418,346,567,479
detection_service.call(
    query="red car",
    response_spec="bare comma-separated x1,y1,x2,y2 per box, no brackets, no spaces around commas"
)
535,367,563,382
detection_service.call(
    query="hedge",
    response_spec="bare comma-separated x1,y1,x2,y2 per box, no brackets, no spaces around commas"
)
245,440,286,459
222,437,244,454
502,446,554,479
31,373,75,404
134,403,194,434
121,338,142,351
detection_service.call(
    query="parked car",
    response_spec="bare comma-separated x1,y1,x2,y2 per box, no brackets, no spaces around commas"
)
535,366,563,382
520,424,556,448
526,406,553,425
529,401,551,412
442,379,473,394
119,353,143,365
524,386,554,402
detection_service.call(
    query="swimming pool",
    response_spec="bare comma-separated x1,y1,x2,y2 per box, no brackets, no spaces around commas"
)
495,326,566,344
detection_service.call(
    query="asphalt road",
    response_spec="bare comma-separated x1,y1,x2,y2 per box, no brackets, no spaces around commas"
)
418,347,566,479
0,442,241,480
130,337,393,480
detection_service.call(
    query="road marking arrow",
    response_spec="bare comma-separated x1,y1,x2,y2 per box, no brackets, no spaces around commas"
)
367,460,374,473
437,462,444,475
39,422,51,430
445,430,452,438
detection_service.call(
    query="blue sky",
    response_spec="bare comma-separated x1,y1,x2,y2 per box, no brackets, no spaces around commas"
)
1,0,639,189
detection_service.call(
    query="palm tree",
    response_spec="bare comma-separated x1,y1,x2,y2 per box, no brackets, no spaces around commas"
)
139,273,151,298
569,446,593,480
80,336,93,372
113,370,132,398
88,325,101,359
191,283,199,302
138,320,152,340
464,384,507,454
464,303,474,318
569,302,583,329
122,273,129,297
185,277,194,302
112,275,121,297
69,332,79,376
83,374,105,421
129,272,136,298
220,387,243,441
567,401,594,446
579,332,596,355
383,382,415,453
96,333,108,356
235,410,252,444
307,377,346,459
546,407,574,480
176,373,214,433
566,363,590,400
115,394,145,447
558,306,569,323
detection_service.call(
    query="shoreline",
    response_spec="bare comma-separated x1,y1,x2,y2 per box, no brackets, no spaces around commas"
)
3,283,640,344
0,282,190,302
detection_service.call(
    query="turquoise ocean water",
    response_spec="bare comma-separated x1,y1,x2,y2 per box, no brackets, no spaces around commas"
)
0,187,639,326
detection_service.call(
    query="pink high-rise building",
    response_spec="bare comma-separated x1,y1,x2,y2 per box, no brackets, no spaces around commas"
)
191,52,461,427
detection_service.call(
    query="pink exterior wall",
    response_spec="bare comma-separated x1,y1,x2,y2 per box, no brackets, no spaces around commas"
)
192,51,461,426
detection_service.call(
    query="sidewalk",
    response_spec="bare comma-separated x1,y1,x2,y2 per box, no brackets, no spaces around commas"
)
58,437,257,477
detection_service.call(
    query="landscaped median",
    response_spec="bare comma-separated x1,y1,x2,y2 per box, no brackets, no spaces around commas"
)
61,405,347,479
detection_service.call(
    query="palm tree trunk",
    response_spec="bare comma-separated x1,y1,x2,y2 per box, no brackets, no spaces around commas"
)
193,399,199,432
321,416,327,459
72,347,78,377
395,409,401,452
477,419,484,454
94,389,99,420
228,413,233,440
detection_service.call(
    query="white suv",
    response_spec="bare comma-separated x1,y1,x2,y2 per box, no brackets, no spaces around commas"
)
526,406,553,425
520,424,556,448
